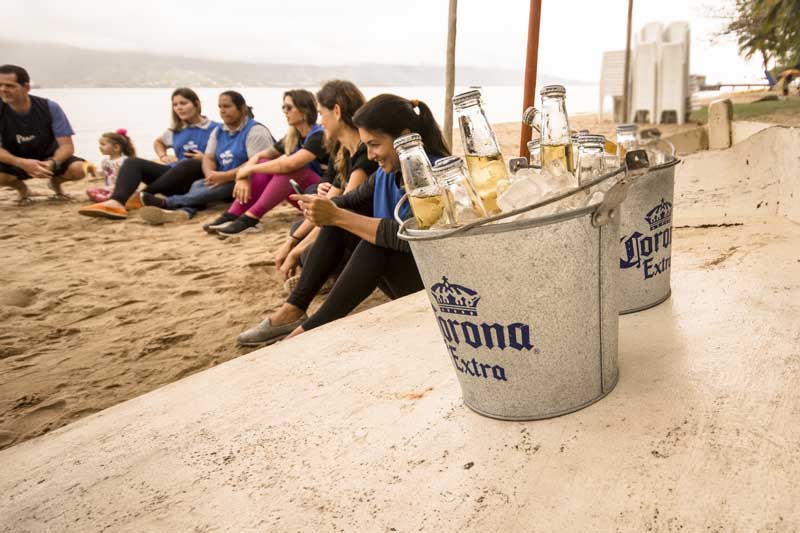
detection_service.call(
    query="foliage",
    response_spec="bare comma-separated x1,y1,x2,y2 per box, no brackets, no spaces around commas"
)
720,0,800,71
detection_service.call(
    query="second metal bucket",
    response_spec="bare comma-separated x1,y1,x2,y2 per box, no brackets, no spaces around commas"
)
618,157,679,314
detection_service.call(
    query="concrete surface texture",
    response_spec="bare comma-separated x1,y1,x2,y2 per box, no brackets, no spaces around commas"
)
1,127,799,531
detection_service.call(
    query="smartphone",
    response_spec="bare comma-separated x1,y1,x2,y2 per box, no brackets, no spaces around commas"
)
289,178,303,195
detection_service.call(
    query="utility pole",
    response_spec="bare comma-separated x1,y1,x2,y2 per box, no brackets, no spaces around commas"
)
444,0,458,150
622,0,634,123
519,0,542,157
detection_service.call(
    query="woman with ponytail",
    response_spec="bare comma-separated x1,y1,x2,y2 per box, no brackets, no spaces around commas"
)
273,80,377,279
236,93,450,347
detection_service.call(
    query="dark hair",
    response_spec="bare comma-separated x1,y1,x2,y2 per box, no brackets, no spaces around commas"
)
101,128,136,157
353,94,451,157
220,90,254,119
316,80,366,185
170,87,202,132
0,65,30,85
282,89,317,154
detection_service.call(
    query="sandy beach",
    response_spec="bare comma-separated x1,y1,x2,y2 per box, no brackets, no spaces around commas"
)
0,115,702,451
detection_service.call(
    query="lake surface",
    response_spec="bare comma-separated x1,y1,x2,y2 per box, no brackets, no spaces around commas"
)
36,84,601,160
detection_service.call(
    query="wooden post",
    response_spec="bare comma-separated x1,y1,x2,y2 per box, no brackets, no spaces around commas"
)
444,0,458,150
519,0,542,157
622,0,634,123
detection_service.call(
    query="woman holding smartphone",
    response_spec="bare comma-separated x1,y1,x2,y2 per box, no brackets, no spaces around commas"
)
236,93,449,346
205,89,329,236
79,87,218,220
274,80,378,281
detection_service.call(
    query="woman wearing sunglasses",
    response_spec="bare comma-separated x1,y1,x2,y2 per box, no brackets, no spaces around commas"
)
236,93,450,346
205,89,328,235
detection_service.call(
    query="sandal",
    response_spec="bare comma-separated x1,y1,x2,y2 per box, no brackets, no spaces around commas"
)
78,203,128,220
16,197,35,207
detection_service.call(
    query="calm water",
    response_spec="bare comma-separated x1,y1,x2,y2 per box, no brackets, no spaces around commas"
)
36,84,600,160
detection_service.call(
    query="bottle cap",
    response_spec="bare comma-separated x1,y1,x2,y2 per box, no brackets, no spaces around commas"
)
579,134,606,146
522,106,539,125
540,84,566,97
526,138,541,148
616,123,638,133
393,133,422,151
452,90,482,108
432,155,465,174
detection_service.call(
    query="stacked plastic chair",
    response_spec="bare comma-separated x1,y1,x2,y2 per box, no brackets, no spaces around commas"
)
599,50,627,122
631,22,662,124
659,22,691,124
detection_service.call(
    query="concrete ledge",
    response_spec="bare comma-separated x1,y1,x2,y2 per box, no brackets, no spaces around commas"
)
2,128,800,530
675,125,800,225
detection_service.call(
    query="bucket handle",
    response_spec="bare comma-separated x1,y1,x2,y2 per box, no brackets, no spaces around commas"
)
396,149,656,242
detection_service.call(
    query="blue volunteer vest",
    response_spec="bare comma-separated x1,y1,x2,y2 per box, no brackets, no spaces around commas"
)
172,120,219,161
298,124,324,176
373,153,442,220
215,118,258,171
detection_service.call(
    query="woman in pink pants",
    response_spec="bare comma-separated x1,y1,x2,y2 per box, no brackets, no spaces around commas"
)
204,89,328,236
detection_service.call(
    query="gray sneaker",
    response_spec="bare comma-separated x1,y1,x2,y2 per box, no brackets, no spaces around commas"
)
237,314,308,346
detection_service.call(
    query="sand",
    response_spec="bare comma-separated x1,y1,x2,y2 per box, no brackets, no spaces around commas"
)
0,111,737,452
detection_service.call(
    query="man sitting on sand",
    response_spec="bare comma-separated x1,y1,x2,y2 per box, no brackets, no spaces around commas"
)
0,64,85,204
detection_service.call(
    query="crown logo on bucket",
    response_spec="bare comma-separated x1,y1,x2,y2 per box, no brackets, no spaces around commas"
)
644,199,673,231
431,277,481,316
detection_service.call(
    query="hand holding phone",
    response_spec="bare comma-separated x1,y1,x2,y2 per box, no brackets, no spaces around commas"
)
289,178,303,195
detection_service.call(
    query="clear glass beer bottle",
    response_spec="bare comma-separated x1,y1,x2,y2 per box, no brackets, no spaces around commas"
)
576,134,607,186
432,156,488,223
615,123,639,158
453,89,508,214
539,85,575,174
526,138,541,167
394,133,454,229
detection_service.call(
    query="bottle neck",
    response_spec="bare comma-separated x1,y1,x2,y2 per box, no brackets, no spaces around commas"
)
540,95,571,146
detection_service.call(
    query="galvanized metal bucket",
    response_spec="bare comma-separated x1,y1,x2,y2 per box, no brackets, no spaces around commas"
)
618,152,679,314
397,166,639,420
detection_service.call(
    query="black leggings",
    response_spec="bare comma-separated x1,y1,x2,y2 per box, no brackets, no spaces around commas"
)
111,158,203,204
287,225,423,331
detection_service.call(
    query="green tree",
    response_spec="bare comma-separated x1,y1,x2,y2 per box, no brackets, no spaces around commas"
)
721,0,800,71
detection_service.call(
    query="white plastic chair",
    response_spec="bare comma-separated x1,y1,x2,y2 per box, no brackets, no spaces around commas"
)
599,50,627,121
660,21,691,123
638,22,664,45
658,42,687,124
632,41,658,123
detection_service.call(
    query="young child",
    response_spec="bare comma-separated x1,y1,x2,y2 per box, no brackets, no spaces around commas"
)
85,129,136,202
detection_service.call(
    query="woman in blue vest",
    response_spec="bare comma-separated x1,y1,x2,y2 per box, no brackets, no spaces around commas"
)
136,91,275,224
79,87,219,220
204,89,328,235
237,93,450,346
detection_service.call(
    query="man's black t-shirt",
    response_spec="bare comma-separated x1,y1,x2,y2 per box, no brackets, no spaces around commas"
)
327,143,378,189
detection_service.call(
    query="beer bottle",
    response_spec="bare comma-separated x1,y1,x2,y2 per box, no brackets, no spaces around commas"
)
432,156,488,223
453,89,508,214
526,138,541,167
615,123,639,158
394,133,454,229
576,134,607,186
539,85,576,175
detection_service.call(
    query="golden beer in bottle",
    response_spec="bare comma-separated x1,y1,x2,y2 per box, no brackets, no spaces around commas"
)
453,89,508,214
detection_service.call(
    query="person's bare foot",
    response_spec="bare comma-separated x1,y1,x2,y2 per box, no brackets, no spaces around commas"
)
270,303,305,326
284,325,305,340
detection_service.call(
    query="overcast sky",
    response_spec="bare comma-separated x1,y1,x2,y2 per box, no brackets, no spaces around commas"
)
5,0,762,83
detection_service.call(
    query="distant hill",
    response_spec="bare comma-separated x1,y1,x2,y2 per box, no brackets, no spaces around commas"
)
3,40,587,88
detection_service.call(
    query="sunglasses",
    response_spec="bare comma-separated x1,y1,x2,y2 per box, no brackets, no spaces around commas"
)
281,104,294,112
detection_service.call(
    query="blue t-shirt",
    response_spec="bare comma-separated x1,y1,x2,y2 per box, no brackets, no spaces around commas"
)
46,100,74,138
373,153,443,220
